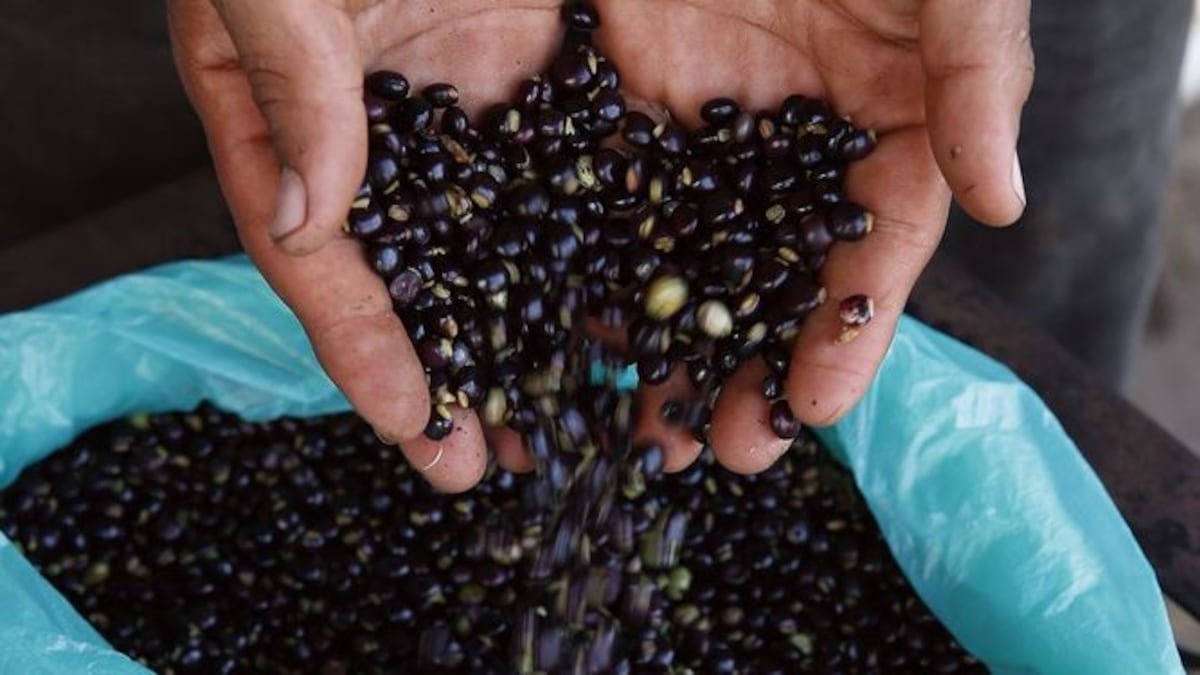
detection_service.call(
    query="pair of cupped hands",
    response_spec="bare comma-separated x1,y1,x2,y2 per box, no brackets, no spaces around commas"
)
169,0,1033,492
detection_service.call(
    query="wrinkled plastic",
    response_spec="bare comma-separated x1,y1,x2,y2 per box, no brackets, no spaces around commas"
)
0,255,1183,674
0,537,148,674
0,257,349,489
812,318,1182,674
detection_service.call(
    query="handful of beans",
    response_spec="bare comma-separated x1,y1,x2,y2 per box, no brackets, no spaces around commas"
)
0,3,986,673
351,2,876,447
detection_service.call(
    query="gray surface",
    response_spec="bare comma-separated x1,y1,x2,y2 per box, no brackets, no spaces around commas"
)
0,0,208,248
939,0,1193,388
1132,102,1200,460
1134,96,1200,661
0,169,238,312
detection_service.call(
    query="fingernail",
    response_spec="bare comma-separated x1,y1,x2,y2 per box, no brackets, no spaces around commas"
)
748,438,791,468
269,166,307,241
1010,152,1026,208
419,446,445,473
373,428,396,446
759,439,792,470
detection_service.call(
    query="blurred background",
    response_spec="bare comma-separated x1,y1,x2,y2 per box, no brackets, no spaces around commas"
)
1133,64,1200,460
1139,9,1200,661
1,0,1199,665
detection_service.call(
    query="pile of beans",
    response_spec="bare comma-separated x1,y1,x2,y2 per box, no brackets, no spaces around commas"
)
0,408,982,673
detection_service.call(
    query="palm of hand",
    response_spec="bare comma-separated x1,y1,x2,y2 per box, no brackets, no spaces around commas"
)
171,0,1022,490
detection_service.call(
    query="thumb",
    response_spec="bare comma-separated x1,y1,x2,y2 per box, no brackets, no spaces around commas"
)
213,0,366,255
920,0,1034,227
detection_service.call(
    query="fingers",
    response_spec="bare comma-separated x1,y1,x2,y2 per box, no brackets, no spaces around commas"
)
260,232,490,493
197,0,367,255
247,171,494,491
920,0,1034,226
173,20,491,489
786,127,950,427
634,367,703,473
489,426,535,474
710,359,791,475
171,0,491,488
178,23,430,441
398,407,489,493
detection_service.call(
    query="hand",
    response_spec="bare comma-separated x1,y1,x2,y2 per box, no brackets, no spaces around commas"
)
168,0,1032,490
592,0,1034,474
169,0,567,492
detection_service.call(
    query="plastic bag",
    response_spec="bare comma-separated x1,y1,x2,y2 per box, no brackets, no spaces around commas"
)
0,255,1183,674
0,537,146,674
0,256,349,488
811,323,1183,674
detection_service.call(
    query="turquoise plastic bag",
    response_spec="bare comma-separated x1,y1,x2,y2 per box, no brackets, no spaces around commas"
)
0,255,1184,674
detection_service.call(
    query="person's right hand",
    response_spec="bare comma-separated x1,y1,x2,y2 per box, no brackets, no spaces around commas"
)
168,0,571,492
168,0,1032,492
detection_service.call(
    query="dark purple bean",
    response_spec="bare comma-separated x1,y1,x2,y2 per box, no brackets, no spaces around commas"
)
387,269,422,307
622,111,656,148
423,409,453,440
691,124,732,154
732,161,758,195
637,356,673,386
656,125,688,156
594,59,620,90
763,343,791,375
366,151,399,191
700,97,740,125
778,276,825,317
681,159,721,194
421,82,459,107
507,182,551,218
764,133,794,159
686,358,715,389
394,96,434,132
829,202,874,241
367,242,400,277
364,94,389,124
761,374,783,400
440,105,471,139
795,133,826,167
365,70,410,100
564,1,601,31
660,399,684,425
769,400,802,439
839,294,874,328
763,162,800,193
593,88,626,122
798,211,835,253
516,78,543,110
551,48,596,91
347,203,385,238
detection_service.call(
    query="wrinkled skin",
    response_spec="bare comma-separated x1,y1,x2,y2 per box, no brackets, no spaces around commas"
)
169,0,1033,492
